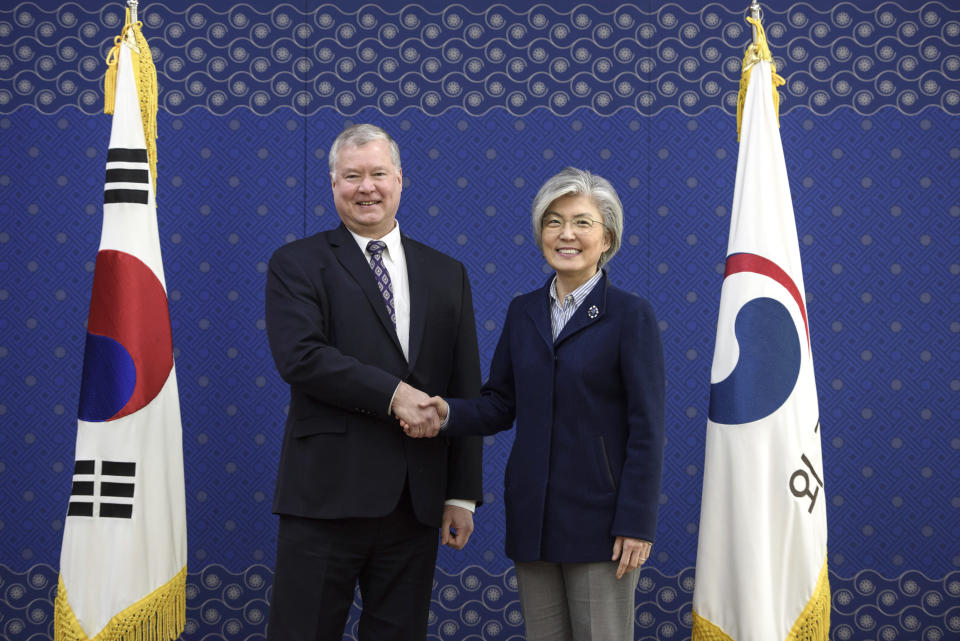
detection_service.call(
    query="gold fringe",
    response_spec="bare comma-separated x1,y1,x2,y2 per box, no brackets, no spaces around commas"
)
103,7,159,196
54,566,186,641
692,557,831,641
692,607,735,641
785,557,831,641
736,16,786,141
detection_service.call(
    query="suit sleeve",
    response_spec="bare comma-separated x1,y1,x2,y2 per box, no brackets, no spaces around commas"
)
442,264,484,503
265,246,400,418
611,298,666,542
444,300,518,437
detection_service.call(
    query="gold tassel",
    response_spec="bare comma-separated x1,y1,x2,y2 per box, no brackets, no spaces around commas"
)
54,566,186,641
103,16,124,116
692,556,831,641
103,7,159,197
130,18,159,198
736,16,786,141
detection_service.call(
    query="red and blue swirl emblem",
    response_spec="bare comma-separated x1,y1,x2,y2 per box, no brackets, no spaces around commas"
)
708,253,810,425
78,250,173,422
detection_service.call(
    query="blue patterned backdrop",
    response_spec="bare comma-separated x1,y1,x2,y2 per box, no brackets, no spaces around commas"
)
1,1,959,639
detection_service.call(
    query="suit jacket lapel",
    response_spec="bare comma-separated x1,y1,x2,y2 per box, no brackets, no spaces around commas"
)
525,278,555,352
554,272,608,347
403,235,428,370
328,224,404,355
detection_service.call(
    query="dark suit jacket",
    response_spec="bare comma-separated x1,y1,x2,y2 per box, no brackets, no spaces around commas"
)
265,223,483,528
445,272,665,562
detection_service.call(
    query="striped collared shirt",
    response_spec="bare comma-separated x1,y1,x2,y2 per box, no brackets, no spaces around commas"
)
549,269,603,340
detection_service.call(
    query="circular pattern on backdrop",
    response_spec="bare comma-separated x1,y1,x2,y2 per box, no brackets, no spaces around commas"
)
1,3,958,116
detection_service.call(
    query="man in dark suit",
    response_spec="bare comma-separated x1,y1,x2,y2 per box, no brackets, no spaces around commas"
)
264,124,483,641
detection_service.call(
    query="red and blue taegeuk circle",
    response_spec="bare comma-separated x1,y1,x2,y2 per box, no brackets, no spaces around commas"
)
78,250,173,422
708,253,809,426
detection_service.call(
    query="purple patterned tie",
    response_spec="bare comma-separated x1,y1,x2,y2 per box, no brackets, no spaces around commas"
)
366,240,396,327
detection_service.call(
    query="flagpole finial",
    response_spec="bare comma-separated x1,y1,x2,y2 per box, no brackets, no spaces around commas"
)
127,0,139,24
749,1,761,44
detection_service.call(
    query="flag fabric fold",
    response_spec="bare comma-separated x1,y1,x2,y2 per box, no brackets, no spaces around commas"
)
55,11,187,641
692,16,830,641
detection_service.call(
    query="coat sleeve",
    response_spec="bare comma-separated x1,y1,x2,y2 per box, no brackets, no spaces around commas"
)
442,263,484,503
445,299,518,437
611,297,666,542
265,245,400,418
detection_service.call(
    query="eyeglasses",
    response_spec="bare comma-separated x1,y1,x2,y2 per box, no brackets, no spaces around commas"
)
541,215,605,234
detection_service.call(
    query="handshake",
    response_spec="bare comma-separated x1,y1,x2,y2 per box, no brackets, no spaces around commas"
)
391,381,450,438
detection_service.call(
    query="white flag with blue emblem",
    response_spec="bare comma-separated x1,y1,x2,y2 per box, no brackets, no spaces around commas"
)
692,16,829,641
55,11,186,641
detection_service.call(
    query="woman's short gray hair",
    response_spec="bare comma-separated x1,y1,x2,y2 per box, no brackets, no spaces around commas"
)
328,124,402,175
531,167,624,267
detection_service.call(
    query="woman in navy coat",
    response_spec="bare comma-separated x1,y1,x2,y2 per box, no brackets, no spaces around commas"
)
406,168,665,641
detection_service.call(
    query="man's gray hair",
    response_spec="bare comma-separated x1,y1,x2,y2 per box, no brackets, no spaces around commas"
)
328,124,402,175
530,167,624,267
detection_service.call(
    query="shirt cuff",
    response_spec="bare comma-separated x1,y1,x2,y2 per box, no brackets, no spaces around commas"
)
444,499,476,513
387,382,400,416
439,405,450,430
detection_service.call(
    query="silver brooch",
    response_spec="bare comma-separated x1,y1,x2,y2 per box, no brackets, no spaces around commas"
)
587,305,599,319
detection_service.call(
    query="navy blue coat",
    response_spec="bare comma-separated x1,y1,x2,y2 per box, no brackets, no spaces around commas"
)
445,272,665,563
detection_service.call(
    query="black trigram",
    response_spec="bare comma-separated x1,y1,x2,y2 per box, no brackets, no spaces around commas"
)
104,148,149,205
68,459,136,519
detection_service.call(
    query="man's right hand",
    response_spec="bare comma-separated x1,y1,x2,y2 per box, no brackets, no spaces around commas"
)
399,396,448,438
392,382,441,436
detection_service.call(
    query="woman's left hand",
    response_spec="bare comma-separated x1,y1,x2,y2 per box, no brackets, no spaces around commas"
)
612,536,651,579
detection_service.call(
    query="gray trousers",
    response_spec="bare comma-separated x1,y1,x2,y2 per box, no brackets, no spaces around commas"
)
514,560,640,641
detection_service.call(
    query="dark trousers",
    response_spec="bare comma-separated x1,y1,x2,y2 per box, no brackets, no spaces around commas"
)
267,488,438,641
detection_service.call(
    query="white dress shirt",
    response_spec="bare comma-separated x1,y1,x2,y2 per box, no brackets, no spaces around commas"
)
347,222,410,361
